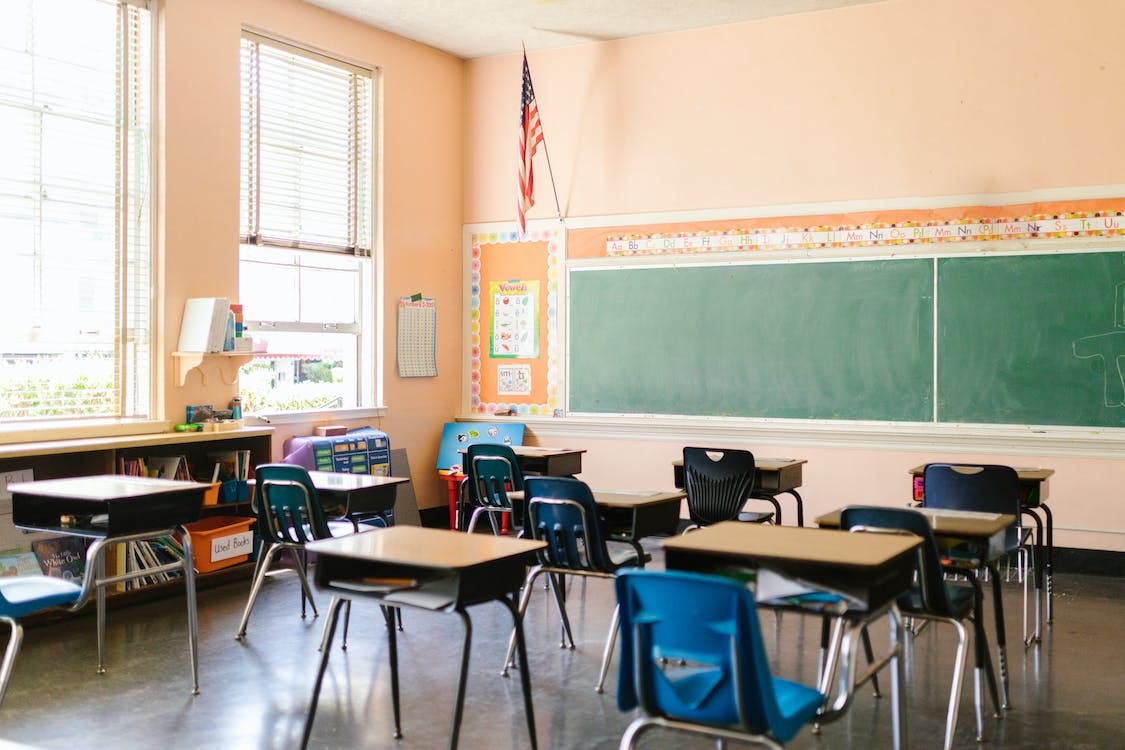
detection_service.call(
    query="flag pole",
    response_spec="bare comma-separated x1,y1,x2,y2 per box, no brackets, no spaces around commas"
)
523,42,563,224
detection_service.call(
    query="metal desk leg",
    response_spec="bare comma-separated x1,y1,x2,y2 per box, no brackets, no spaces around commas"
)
180,528,200,695
94,546,107,675
889,606,907,750
500,592,539,750
300,596,346,750
987,562,1012,709
448,610,474,750
1020,509,1044,646
382,606,402,739
1040,503,1055,622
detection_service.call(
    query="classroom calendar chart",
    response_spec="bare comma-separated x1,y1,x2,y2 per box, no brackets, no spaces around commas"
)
489,280,539,358
397,296,438,377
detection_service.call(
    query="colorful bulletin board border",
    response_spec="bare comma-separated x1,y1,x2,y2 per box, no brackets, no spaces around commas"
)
600,199,1125,256
469,226,562,417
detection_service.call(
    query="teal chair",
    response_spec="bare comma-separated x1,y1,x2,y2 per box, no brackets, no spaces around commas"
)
500,476,646,692
0,575,84,704
462,443,525,534
615,569,824,749
235,464,361,642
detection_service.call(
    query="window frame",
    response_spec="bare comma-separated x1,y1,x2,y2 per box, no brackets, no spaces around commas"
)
237,30,382,421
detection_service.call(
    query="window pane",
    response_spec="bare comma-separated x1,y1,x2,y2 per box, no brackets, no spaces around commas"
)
239,331,358,412
0,0,152,421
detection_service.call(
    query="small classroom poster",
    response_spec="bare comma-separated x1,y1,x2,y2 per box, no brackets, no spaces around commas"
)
497,364,532,395
489,280,539,358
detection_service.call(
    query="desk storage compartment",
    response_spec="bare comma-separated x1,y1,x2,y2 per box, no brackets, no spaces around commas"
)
184,516,255,573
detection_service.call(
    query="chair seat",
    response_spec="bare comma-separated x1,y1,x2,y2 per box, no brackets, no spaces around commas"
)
770,675,830,743
896,581,976,621
0,576,83,618
737,510,773,524
607,543,651,569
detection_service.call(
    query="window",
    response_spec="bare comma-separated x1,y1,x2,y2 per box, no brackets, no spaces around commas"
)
0,0,152,421
238,33,376,415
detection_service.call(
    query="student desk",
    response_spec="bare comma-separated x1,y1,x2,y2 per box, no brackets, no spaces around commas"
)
911,464,1056,629
301,527,546,750
592,489,685,558
662,522,918,750
9,474,205,693
305,471,409,529
817,506,1016,710
672,457,808,526
444,445,588,530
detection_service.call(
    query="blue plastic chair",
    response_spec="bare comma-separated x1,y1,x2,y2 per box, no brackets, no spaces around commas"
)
840,505,993,748
615,569,824,749
462,443,525,534
682,447,772,529
502,476,646,692
0,575,84,704
235,464,362,642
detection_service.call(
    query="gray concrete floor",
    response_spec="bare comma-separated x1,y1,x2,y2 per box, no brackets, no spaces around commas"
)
0,544,1123,749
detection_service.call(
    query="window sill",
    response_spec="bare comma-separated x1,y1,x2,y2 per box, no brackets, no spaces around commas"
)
247,406,386,426
0,419,170,446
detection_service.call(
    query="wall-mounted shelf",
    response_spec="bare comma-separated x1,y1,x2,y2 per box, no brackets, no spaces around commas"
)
172,352,254,386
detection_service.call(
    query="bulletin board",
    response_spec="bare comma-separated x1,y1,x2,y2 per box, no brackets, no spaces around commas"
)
468,225,563,416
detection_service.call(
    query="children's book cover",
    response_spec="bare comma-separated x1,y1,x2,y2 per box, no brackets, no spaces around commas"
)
0,548,45,577
32,537,87,581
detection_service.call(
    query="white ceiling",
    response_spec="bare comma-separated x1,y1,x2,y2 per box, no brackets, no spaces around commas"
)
304,0,884,59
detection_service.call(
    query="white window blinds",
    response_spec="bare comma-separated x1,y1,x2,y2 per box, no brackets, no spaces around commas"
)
0,0,152,421
240,33,373,255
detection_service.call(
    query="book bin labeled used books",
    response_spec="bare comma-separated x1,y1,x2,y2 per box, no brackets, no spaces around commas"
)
182,516,255,573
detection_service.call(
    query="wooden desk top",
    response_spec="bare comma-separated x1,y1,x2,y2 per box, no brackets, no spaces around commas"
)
662,521,919,569
817,507,1016,540
9,474,205,500
672,457,807,472
306,472,410,491
592,489,685,509
306,526,544,570
908,464,1054,482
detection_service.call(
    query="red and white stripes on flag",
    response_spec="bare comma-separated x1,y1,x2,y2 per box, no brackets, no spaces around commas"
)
517,52,544,236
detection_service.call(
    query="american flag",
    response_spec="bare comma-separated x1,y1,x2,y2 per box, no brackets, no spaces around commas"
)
517,52,544,236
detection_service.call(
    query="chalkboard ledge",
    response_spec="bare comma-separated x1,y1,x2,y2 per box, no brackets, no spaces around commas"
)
456,414,1125,458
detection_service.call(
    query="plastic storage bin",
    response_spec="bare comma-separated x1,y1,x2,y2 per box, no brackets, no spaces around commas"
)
183,516,255,573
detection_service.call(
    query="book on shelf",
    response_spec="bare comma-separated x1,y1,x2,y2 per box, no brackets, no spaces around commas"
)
32,537,87,582
146,455,194,481
209,449,251,483
0,548,45,577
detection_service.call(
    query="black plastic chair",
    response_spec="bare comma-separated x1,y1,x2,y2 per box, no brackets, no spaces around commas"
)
841,505,998,748
501,476,647,693
682,447,772,530
615,569,824,749
461,443,525,534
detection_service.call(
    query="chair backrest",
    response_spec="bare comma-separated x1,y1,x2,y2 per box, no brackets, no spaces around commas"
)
839,505,960,618
254,463,332,545
466,443,524,510
682,447,756,527
615,569,812,743
922,463,1021,548
523,476,616,573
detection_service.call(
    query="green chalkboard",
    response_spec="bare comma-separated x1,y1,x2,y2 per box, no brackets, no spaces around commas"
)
937,251,1125,427
569,259,935,420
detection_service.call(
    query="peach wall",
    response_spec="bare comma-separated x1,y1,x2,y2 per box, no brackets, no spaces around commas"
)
463,0,1125,551
161,0,464,508
465,0,1125,221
